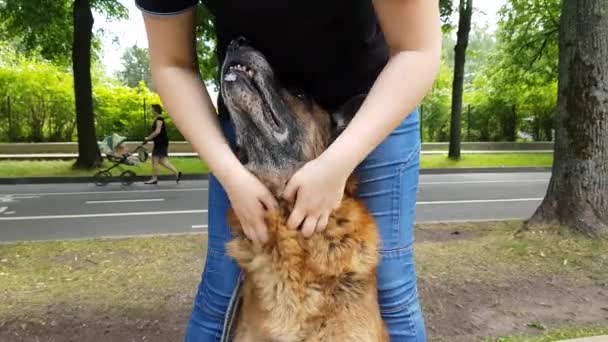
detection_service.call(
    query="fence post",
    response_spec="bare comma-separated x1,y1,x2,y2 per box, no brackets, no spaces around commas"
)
143,97,147,138
7,96,11,142
467,104,471,141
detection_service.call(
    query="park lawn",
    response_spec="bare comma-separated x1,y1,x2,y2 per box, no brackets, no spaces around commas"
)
0,158,209,178
420,152,553,169
0,222,606,341
0,153,552,178
486,327,608,342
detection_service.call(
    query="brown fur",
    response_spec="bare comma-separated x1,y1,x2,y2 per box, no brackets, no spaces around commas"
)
227,180,388,342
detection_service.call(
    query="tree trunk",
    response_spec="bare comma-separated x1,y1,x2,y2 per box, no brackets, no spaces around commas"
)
72,0,101,169
503,104,517,142
527,0,608,237
448,0,473,159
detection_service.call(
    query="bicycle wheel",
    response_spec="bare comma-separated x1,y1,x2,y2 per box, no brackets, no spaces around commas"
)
120,170,137,186
93,170,112,186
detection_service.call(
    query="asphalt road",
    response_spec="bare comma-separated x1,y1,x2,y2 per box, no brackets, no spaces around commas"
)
0,172,550,243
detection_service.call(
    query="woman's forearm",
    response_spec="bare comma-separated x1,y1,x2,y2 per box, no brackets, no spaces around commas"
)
146,130,160,140
321,49,440,174
152,65,243,185
320,0,441,175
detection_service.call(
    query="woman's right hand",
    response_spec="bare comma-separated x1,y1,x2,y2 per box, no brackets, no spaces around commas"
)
223,167,278,244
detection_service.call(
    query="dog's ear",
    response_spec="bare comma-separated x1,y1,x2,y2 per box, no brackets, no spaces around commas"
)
331,94,367,139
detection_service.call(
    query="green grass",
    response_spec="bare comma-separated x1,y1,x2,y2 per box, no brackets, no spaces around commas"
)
486,326,608,341
1,223,606,327
0,158,209,178
0,153,552,178
415,222,608,285
420,153,553,169
0,235,207,318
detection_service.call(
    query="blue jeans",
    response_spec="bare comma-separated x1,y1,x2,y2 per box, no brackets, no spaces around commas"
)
185,111,426,341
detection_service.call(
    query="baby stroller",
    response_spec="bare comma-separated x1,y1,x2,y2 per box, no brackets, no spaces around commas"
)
94,133,149,186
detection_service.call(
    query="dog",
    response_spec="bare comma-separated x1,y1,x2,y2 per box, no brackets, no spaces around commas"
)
220,37,389,342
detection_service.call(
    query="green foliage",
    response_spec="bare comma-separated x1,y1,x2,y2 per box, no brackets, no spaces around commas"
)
93,79,183,141
461,0,559,142
195,5,220,87
116,45,153,90
0,55,75,142
0,0,127,64
439,0,455,30
420,0,560,143
422,61,453,142
0,54,182,142
497,0,559,81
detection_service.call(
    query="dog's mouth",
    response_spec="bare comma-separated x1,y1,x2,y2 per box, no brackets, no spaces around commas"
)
223,61,285,134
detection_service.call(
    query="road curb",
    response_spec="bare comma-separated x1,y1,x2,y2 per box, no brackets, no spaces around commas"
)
0,167,551,185
0,174,209,185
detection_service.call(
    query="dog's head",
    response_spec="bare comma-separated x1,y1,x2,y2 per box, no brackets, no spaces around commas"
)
221,37,365,194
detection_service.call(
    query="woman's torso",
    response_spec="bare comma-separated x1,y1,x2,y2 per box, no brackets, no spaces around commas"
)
152,118,169,145
205,0,389,115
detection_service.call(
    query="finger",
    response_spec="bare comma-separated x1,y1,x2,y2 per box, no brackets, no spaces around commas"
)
282,176,299,202
242,224,259,244
260,193,278,211
239,212,260,243
287,207,306,230
316,212,330,232
301,215,319,238
255,220,269,244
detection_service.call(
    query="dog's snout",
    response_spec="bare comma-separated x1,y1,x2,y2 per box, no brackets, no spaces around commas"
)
229,36,250,50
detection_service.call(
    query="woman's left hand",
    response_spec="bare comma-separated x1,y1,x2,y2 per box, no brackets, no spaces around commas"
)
283,157,350,237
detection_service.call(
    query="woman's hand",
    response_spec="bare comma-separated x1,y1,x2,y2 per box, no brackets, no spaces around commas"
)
283,157,350,237
224,167,278,244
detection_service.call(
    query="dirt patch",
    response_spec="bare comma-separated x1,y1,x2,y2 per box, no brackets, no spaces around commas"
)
416,227,479,242
420,276,608,341
0,308,189,342
1,276,606,342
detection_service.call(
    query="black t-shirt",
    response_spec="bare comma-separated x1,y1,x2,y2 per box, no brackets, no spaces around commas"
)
151,117,169,146
136,0,388,115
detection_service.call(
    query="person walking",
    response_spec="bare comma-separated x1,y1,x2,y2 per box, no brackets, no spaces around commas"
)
137,0,441,340
144,104,182,184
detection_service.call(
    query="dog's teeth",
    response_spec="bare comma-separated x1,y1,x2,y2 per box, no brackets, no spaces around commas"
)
247,70,254,78
224,73,237,82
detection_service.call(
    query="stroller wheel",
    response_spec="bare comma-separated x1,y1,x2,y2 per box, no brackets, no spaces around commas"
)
93,170,112,186
120,170,137,186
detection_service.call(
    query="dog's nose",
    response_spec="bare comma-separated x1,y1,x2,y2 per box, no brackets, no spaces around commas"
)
229,36,250,49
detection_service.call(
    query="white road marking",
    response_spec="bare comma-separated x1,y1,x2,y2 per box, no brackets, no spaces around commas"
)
191,225,208,230
416,217,523,224
417,198,543,205
0,209,207,221
419,180,548,185
0,195,40,203
1,188,208,197
3,211,15,215
0,207,6,214
86,198,165,204
0,232,208,245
